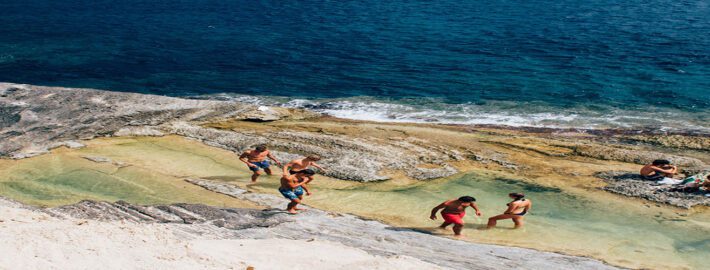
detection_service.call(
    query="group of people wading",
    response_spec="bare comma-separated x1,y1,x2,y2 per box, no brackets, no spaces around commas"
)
238,144,531,236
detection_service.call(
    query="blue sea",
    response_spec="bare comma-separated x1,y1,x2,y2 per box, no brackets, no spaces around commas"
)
1,0,708,131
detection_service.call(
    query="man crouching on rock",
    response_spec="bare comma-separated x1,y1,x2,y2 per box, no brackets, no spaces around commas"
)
430,196,481,237
239,144,282,182
279,169,316,214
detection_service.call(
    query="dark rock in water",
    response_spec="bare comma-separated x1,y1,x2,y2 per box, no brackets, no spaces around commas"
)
596,171,710,209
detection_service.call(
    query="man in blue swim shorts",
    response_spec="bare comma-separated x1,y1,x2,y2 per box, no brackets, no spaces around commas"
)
279,169,316,214
239,144,282,182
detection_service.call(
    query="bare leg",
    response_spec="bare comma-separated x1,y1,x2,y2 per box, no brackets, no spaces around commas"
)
439,222,452,228
487,214,514,229
251,170,262,182
512,217,524,229
487,217,498,228
264,167,273,175
286,198,301,214
453,224,464,236
294,195,306,211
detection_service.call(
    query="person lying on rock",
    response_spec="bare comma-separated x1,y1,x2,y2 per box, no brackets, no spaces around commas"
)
672,173,709,192
239,144,282,182
430,196,481,237
640,159,678,181
282,155,326,195
279,169,316,214
487,193,531,229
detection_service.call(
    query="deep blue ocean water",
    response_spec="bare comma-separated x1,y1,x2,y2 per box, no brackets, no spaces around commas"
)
1,0,708,130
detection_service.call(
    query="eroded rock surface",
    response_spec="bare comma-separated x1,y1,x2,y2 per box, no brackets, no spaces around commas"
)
0,83,253,158
573,145,705,168
170,122,459,181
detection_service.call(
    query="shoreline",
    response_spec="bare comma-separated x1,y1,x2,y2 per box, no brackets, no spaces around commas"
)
1,83,709,269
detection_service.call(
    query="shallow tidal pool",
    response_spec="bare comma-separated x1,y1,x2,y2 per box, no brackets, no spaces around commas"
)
246,172,710,270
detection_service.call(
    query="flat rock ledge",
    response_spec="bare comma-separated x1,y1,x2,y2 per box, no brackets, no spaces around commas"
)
42,179,619,270
597,171,710,209
0,83,458,181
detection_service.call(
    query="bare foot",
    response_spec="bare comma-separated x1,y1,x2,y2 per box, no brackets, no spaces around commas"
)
287,209,298,214
294,207,307,211
454,234,464,238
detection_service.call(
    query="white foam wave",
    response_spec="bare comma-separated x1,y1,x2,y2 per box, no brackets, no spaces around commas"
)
194,94,710,133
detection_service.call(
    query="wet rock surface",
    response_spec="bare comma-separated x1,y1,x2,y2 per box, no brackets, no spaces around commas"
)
597,171,710,209
42,180,618,270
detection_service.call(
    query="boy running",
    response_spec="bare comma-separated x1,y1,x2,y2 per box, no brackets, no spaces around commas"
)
239,144,282,182
430,196,481,237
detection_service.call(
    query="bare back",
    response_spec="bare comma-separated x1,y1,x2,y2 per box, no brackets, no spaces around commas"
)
640,165,657,176
509,199,531,215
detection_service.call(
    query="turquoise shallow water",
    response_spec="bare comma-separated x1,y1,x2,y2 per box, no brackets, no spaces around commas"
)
1,0,709,130
251,173,710,269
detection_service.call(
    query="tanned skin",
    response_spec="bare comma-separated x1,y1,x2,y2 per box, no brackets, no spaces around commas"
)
430,199,481,236
487,195,532,229
239,146,282,182
280,172,311,214
282,156,325,195
640,164,678,178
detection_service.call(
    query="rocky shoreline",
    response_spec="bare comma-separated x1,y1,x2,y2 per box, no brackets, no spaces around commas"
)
1,83,709,268
1,82,708,206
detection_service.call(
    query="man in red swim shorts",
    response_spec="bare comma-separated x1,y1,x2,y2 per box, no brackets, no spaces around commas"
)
430,196,481,236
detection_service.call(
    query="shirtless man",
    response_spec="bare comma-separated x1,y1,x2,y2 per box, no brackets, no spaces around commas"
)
640,159,678,180
282,155,326,194
487,193,532,229
279,169,316,214
430,196,482,237
239,144,282,182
